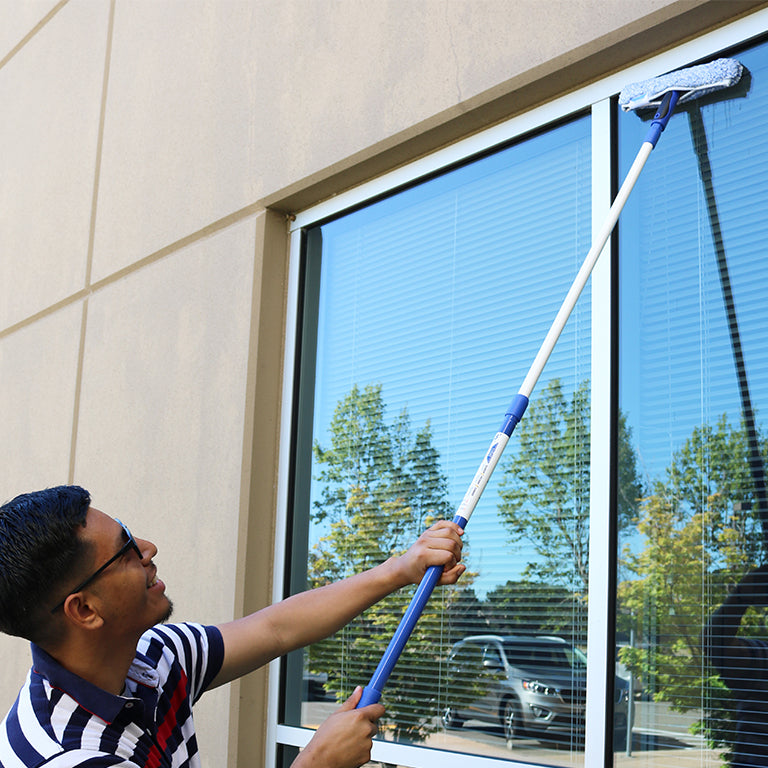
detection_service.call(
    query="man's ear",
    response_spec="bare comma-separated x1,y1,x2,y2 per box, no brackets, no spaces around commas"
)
62,592,105,630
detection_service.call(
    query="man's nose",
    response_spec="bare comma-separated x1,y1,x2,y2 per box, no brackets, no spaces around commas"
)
136,537,158,562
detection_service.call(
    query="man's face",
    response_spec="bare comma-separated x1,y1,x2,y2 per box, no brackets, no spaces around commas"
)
77,507,173,635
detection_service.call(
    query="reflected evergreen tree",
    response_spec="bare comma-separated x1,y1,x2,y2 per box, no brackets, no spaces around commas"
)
483,580,584,645
496,378,642,598
444,585,490,642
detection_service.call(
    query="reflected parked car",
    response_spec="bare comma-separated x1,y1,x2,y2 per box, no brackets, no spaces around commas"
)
442,634,628,746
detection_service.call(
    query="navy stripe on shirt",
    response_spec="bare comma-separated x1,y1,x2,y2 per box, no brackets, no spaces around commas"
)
0,623,224,768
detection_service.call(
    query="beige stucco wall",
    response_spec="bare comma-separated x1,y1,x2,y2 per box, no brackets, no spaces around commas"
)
1,1,766,766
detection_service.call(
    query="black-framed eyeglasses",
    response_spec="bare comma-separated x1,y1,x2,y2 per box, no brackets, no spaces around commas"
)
51,519,142,613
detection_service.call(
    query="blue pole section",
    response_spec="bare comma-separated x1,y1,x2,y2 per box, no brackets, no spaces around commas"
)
357,513,466,708
643,90,681,147
357,393,529,709
501,393,529,436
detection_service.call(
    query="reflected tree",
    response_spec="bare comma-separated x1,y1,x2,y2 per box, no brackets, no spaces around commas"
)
496,378,642,599
308,383,465,742
618,415,768,760
483,580,584,644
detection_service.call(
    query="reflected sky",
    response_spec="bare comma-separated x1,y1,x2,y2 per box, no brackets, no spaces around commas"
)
308,117,591,597
619,42,768,493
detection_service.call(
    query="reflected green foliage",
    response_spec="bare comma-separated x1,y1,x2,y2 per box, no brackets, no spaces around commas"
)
618,415,768,760
497,378,642,597
308,384,465,742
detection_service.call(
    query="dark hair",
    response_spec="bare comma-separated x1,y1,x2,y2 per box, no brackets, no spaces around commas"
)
0,486,91,643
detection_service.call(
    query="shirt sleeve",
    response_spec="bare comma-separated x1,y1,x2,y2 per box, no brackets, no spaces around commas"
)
139,623,225,704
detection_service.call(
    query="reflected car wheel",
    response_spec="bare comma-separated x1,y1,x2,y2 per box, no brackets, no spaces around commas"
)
441,705,464,729
503,698,522,745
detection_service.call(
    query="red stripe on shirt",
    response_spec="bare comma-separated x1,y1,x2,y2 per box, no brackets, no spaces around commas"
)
143,670,189,768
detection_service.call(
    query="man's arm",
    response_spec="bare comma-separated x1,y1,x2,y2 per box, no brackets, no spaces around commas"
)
210,519,464,687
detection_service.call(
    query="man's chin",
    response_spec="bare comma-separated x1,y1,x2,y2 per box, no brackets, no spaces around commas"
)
159,598,174,624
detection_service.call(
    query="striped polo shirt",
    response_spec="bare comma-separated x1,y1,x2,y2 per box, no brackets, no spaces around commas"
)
0,622,224,767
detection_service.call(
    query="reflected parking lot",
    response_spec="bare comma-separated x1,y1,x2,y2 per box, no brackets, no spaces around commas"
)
303,699,718,768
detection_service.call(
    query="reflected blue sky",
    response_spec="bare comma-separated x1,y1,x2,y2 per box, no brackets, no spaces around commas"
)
309,117,591,597
304,39,768,600
619,42,768,497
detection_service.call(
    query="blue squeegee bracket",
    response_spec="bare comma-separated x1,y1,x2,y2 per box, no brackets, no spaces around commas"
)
644,91,682,147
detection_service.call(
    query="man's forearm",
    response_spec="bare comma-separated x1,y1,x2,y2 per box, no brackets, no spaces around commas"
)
211,520,463,687
250,519,462,659
212,557,409,686
266,556,408,654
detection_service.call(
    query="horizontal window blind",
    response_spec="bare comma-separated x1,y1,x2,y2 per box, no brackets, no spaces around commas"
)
287,115,594,764
617,38,768,767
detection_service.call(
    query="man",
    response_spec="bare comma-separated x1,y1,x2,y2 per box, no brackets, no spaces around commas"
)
0,486,464,767
705,564,768,767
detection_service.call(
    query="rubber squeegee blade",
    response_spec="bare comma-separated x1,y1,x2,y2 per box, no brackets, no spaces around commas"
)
619,58,743,112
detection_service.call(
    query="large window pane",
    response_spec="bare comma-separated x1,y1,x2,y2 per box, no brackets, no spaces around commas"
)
617,40,768,767
287,115,594,765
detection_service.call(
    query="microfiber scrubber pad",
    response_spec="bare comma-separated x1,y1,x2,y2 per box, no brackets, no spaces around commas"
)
619,58,743,111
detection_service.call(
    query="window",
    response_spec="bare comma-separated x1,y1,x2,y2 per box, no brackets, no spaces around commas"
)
616,37,768,768
284,117,592,767
272,15,768,768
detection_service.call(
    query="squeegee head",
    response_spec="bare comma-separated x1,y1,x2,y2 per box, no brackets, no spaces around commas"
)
619,58,743,112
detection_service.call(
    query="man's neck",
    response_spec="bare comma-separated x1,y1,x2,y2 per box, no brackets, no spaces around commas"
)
44,630,142,695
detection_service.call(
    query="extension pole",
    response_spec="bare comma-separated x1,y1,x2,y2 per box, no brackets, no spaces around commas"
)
356,93,682,709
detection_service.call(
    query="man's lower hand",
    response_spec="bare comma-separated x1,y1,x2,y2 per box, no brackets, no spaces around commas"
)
295,686,385,768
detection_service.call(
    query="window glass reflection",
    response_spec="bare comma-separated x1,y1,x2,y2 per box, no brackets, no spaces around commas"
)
617,39,768,768
290,115,593,765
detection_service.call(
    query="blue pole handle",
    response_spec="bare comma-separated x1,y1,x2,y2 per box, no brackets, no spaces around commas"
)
356,513,467,708
644,90,681,147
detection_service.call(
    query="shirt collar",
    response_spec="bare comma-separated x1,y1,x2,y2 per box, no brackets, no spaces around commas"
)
30,643,158,724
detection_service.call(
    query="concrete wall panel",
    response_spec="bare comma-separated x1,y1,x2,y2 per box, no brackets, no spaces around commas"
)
0,302,82,501
91,0,264,280
73,217,257,764
0,0,61,61
91,0,733,278
0,0,108,328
